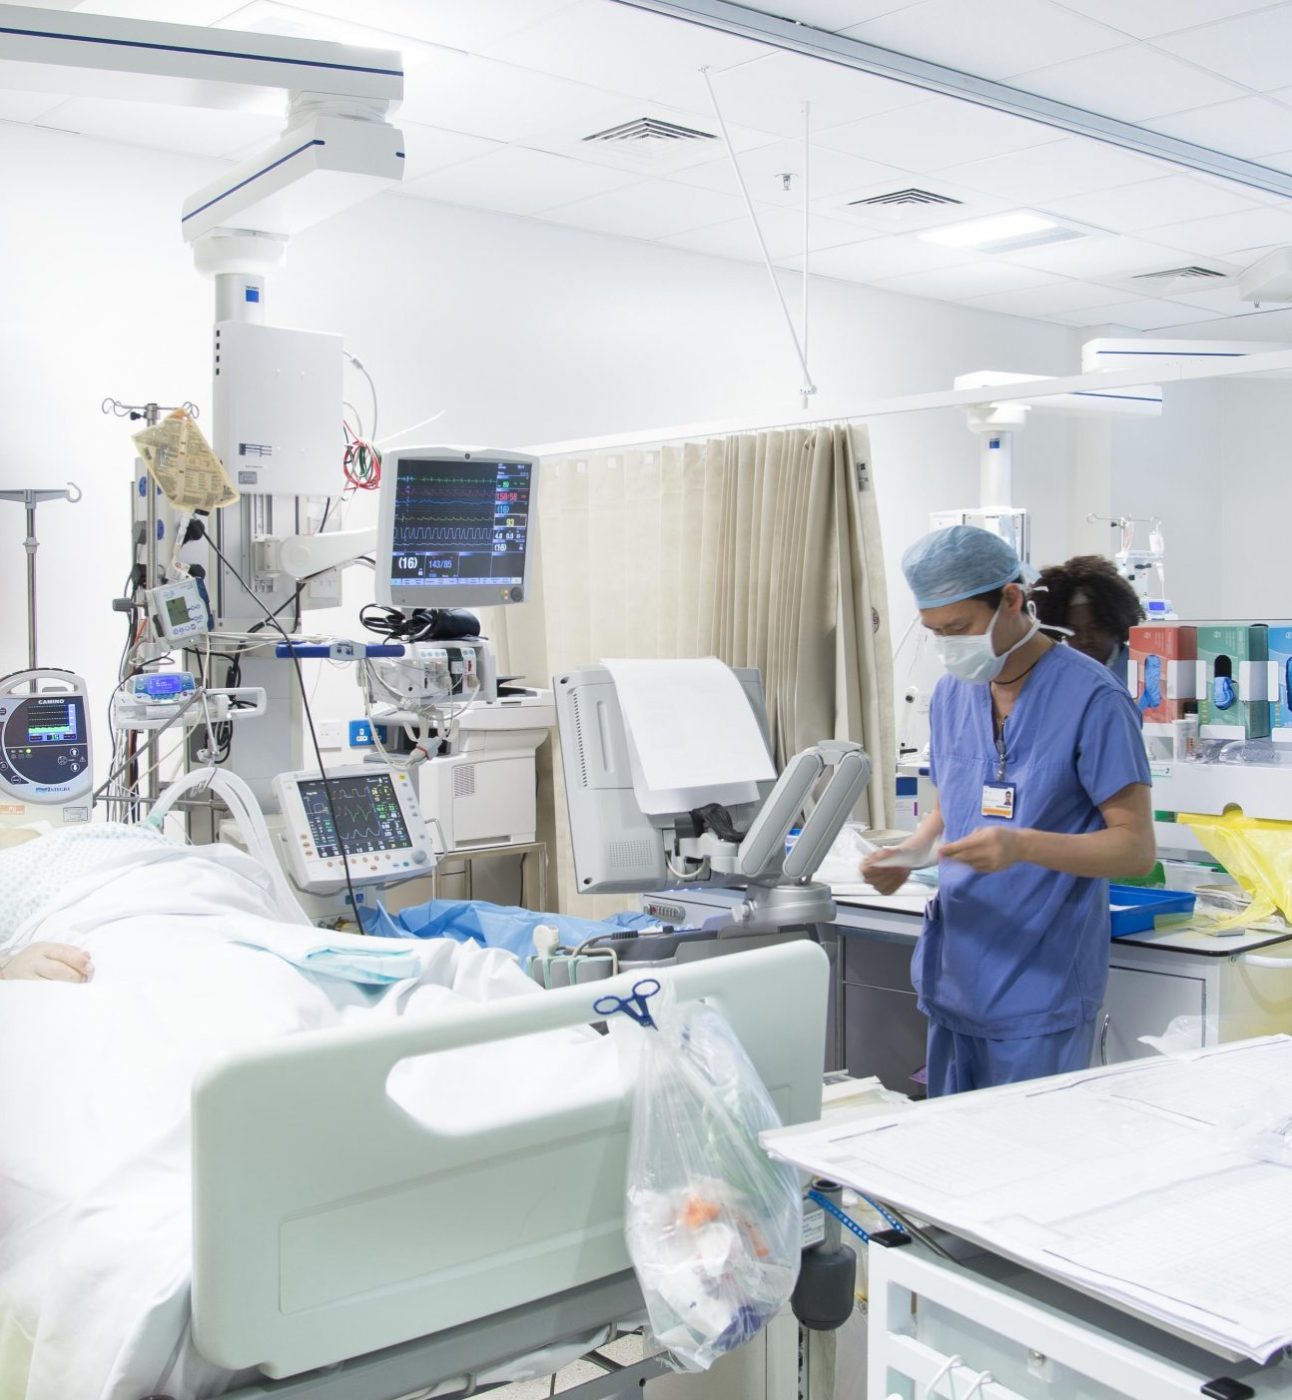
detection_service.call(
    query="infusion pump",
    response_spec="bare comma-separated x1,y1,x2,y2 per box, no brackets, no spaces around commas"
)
272,763,435,894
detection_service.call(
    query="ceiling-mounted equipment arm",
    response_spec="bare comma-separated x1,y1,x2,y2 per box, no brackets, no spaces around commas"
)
0,3,405,240
0,4,400,110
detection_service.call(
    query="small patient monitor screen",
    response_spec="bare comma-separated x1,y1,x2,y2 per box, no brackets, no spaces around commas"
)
299,774,412,858
25,697,79,744
390,457,532,591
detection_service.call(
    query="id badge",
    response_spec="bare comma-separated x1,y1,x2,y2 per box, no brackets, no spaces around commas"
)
981,784,1016,820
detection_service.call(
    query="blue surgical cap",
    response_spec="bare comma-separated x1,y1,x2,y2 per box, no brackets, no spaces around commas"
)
902,525,1025,610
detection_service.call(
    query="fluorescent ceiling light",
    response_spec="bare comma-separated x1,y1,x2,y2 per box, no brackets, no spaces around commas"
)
919,212,1060,251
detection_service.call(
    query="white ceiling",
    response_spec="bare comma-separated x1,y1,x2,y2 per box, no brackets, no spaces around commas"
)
11,0,1292,330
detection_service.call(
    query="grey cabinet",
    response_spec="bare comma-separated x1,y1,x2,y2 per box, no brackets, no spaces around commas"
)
841,934,928,1095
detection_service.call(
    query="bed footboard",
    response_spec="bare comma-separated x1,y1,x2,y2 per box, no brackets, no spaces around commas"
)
191,942,828,1380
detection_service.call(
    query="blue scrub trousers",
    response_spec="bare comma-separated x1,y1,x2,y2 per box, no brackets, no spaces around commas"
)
925,1019,1097,1097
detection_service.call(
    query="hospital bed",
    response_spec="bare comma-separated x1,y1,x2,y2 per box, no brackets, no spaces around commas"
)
179,940,827,1400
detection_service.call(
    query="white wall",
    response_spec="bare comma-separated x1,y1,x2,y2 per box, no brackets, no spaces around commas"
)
0,119,1078,783
1214,378,1292,620
1104,380,1224,622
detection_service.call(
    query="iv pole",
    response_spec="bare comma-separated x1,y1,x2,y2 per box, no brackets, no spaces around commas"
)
0,484,82,670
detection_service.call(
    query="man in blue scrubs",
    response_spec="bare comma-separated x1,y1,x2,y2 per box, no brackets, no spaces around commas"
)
865,526,1155,1096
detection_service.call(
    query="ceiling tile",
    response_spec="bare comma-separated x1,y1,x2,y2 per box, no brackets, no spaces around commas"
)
817,95,1060,170
477,0,775,111
396,123,503,182
1010,45,1244,122
659,207,867,260
994,232,1198,278
536,178,751,239
670,140,907,204
782,232,976,280
1147,96,1292,158
271,0,582,49
1144,205,1292,255
19,95,281,156
1043,174,1260,232
0,91,66,123
842,0,1124,80
699,50,924,140
1047,298,1218,329
400,145,638,215
74,0,242,20
1160,281,1264,313
870,260,1060,299
396,51,625,144
214,1,435,59
1156,7,1292,91
942,135,1168,202
1049,1,1286,40
733,1,929,26
963,279,1139,315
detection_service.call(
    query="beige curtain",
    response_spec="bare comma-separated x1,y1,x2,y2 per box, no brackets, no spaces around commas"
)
485,422,895,913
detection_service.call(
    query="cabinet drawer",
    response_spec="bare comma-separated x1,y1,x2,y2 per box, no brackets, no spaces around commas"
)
1095,965,1206,1066
842,933,916,993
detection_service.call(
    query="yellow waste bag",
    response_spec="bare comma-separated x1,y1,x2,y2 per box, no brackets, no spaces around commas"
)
1180,811,1292,929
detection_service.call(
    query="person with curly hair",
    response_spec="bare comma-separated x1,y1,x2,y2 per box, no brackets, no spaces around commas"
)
1031,555,1145,686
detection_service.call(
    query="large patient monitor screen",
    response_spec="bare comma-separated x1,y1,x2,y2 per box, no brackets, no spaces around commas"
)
391,457,532,592
298,774,412,858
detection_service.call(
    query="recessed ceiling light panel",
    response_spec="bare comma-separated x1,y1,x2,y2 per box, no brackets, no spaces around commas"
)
918,210,1089,254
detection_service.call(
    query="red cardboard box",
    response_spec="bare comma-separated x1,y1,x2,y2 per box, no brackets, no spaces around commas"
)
1129,624,1197,723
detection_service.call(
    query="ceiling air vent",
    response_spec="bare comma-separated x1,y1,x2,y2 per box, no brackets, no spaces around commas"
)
1132,265,1228,284
584,117,717,146
848,188,962,210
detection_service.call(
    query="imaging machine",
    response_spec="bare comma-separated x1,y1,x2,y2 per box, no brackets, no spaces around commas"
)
554,662,872,964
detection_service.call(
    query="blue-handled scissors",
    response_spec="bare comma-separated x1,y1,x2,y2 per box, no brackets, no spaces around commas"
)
594,977,661,1029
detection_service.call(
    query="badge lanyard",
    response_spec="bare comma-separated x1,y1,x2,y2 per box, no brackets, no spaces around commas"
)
983,716,1016,820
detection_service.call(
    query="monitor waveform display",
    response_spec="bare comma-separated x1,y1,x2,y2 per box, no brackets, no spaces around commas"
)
390,457,533,590
395,523,494,546
298,773,411,857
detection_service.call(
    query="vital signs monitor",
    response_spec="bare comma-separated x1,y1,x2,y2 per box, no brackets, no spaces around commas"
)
0,669,92,825
272,763,434,894
375,447,537,611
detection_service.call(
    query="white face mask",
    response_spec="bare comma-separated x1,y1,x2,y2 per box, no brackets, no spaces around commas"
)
934,599,1040,685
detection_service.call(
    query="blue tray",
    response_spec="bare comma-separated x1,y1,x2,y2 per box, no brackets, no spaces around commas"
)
1109,885,1196,938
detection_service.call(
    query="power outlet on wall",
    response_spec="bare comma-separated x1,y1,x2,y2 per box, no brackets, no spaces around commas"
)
316,719,343,748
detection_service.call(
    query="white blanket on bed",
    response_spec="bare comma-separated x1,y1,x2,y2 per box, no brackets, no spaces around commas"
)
0,839,612,1400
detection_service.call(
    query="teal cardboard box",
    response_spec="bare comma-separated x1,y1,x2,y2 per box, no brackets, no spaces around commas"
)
1198,624,1270,738
1269,626,1292,732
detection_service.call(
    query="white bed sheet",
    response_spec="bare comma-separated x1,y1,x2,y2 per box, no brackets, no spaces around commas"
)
0,838,616,1400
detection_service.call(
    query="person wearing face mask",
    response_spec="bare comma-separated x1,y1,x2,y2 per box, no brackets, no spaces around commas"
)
1031,554,1145,685
862,525,1154,1096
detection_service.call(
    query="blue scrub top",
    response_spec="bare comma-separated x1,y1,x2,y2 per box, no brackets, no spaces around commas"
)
917,644,1151,1039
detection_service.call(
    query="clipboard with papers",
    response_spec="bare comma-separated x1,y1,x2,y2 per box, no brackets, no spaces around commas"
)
764,1036,1292,1363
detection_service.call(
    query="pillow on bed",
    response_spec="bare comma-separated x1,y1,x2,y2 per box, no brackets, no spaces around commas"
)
0,824,176,946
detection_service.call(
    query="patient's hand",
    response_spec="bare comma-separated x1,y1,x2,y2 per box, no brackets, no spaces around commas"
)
0,942,93,982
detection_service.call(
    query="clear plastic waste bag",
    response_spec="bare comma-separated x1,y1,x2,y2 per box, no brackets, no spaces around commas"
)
615,981,802,1371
